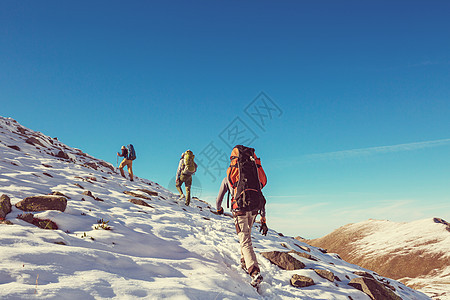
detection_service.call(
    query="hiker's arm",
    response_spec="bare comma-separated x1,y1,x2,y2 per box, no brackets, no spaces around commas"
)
175,159,183,180
215,177,228,212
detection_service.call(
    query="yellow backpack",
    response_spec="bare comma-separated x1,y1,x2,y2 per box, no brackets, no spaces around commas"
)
182,150,196,175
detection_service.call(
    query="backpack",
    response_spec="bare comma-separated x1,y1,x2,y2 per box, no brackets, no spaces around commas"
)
182,150,196,175
227,145,267,212
126,144,136,160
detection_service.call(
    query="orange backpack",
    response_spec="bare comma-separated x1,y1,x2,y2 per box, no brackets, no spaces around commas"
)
227,145,267,212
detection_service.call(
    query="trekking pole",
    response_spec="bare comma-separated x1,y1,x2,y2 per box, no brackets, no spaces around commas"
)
116,155,119,172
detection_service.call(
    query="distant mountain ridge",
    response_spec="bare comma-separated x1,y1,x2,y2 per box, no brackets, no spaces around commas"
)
305,218,450,299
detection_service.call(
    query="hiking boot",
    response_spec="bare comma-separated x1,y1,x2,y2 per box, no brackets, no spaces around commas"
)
250,272,263,287
185,199,190,206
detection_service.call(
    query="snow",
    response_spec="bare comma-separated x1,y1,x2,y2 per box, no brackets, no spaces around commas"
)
0,116,430,299
347,219,450,258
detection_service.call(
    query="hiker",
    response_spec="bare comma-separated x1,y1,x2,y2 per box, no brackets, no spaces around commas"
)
175,150,197,206
117,144,136,181
224,145,268,288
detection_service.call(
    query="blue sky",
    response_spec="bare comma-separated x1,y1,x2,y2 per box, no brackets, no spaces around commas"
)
1,1,449,238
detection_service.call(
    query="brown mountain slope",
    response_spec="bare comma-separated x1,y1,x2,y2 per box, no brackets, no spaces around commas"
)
303,218,450,298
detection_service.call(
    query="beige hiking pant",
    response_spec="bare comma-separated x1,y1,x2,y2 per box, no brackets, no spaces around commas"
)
234,210,259,275
119,158,133,180
176,174,192,205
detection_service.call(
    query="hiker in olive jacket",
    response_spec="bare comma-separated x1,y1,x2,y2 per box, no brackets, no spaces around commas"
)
117,146,134,181
175,150,197,206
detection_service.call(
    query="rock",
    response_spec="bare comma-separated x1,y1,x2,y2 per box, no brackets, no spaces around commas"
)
56,150,69,159
295,243,311,252
291,274,315,288
43,172,53,177
74,183,84,189
17,213,58,230
354,271,375,279
130,199,153,208
82,191,103,201
7,145,20,151
261,251,305,270
433,217,449,226
82,191,95,198
0,194,12,219
137,189,158,196
42,164,53,168
26,137,45,147
348,277,402,300
85,162,98,170
17,212,34,223
123,191,151,200
48,191,71,199
314,269,335,282
15,195,67,212
99,161,114,172
289,250,318,261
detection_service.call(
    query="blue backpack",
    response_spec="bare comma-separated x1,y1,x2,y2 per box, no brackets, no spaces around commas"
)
126,144,136,160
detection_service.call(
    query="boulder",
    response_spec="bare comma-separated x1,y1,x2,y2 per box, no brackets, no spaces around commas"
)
130,199,153,208
7,145,21,151
85,162,98,170
17,213,58,230
261,251,305,270
26,137,45,147
0,194,12,219
353,271,375,279
289,250,318,261
137,189,158,196
48,191,71,199
15,195,67,212
56,150,69,159
314,269,335,282
291,274,315,288
123,191,151,200
82,191,103,201
99,161,114,172
348,277,402,300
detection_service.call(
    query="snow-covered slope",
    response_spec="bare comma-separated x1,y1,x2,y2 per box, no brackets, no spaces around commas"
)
0,116,430,299
307,218,450,299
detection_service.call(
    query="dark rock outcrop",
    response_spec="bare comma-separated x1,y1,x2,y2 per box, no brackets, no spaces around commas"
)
0,194,12,219
291,274,315,288
48,191,71,199
123,191,151,200
7,145,20,151
99,161,114,172
348,277,401,300
26,137,45,147
17,213,58,230
354,271,375,279
314,269,335,282
289,250,318,261
261,251,305,270
56,150,70,159
85,162,98,170
130,199,153,208
137,189,158,196
15,195,67,212
82,191,103,202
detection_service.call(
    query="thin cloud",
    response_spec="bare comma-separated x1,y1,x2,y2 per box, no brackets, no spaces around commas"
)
303,138,450,162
